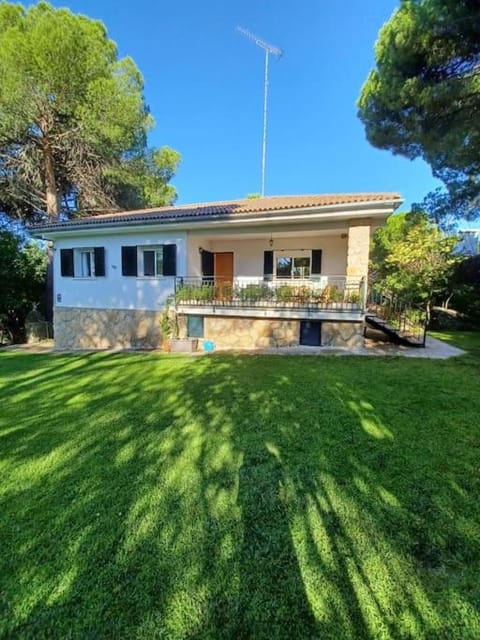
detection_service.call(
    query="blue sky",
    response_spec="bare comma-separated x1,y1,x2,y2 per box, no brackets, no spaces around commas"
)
47,0,441,209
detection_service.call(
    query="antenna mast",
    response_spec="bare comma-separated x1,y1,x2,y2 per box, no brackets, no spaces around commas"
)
237,26,282,197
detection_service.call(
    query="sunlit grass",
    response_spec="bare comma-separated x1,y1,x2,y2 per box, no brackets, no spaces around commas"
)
1,350,479,638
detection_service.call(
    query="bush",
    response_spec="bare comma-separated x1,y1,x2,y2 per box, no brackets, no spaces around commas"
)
447,256,480,326
238,284,271,302
0,228,47,343
176,284,214,303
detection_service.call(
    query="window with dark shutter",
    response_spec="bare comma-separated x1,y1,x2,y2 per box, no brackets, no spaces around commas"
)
201,249,214,281
311,249,322,275
60,249,74,277
163,244,177,276
263,250,273,280
94,247,106,277
122,246,138,276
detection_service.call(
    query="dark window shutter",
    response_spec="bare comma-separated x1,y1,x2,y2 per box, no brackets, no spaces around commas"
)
60,249,74,277
163,244,177,276
94,247,106,277
121,246,137,276
201,250,214,280
263,250,273,280
311,249,322,275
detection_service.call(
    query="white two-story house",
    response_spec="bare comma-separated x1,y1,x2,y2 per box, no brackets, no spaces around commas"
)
32,193,402,350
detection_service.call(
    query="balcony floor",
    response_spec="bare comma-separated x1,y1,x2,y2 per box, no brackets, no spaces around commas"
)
176,303,364,322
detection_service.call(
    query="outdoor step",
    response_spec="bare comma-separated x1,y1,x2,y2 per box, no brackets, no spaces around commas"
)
366,315,424,347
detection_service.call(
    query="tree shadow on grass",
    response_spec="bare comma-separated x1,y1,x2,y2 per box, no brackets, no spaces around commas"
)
0,353,479,638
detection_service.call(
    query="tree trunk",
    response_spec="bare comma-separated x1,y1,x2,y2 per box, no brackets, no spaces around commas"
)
42,135,59,322
43,138,60,219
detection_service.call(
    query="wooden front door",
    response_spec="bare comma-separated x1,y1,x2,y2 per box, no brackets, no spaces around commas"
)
214,252,233,298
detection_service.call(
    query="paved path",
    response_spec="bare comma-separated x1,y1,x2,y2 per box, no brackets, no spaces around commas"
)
1,336,465,359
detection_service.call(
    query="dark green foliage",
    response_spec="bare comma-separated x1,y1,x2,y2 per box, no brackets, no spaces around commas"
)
358,0,480,221
0,227,47,342
449,255,480,324
1,348,480,638
0,1,180,221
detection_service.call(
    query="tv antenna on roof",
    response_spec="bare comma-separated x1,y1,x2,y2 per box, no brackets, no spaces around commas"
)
237,26,283,197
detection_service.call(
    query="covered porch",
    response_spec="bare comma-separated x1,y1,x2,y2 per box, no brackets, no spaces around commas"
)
177,221,370,318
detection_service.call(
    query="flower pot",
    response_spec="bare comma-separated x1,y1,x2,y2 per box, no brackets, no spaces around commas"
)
169,338,198,353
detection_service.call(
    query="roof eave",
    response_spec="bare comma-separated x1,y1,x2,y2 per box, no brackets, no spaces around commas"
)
31,198,403,239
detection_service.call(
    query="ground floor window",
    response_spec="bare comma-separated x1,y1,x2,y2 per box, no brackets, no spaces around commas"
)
299,320,321,346
140,246,163,277
275,251,311,279
79,249,94,277
187,315,204,338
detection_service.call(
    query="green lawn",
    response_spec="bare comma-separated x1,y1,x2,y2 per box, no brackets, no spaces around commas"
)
1,347,480,639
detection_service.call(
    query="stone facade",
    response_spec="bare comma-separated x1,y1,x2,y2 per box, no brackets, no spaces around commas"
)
322,322,364,348
204,316,300,350
54,307,365,351
54,307,163,350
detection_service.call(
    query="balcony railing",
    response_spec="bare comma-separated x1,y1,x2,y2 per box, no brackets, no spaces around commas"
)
174,276,366,313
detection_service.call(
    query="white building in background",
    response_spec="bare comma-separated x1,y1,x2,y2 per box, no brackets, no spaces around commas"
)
456,229,480,256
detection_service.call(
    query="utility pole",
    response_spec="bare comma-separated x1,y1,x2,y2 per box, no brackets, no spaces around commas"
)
237,27,282,197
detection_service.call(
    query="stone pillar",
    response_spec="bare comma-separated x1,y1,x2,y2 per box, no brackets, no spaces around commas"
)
346,219,371,307
347,219,371,278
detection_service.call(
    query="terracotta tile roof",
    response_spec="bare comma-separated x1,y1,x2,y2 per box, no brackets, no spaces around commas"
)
32,193,402,232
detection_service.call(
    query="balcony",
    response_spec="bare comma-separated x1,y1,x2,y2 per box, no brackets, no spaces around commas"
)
174,276,366,320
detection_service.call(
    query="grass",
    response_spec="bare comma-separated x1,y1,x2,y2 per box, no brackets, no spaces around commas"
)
1,346,480,639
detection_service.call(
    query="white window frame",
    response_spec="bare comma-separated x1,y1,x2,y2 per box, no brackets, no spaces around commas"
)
74,248,96,279
274,250,312,280
138,245,164,278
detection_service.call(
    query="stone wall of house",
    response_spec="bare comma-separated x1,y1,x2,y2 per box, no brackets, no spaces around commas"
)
54,307,365,351
322,322,364,348
204,316,300,350
54,307,163,350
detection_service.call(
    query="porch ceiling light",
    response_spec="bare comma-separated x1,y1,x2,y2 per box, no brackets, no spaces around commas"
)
269,235,274,247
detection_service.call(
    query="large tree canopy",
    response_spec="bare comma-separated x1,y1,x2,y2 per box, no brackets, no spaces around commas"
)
0,1,180,221
358,0,480,221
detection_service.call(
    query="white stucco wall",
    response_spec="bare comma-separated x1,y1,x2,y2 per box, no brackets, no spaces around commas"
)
53,228,350,311
54,231,187,311
186,234,348,277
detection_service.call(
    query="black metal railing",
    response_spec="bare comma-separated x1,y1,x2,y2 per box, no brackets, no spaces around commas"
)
367,290,428,346
174,276,366,313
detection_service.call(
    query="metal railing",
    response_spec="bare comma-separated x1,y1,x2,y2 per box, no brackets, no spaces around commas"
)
367,290,428,346
174,276,366,313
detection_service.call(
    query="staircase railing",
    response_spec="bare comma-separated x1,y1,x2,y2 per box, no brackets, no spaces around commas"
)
367,289,428,347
